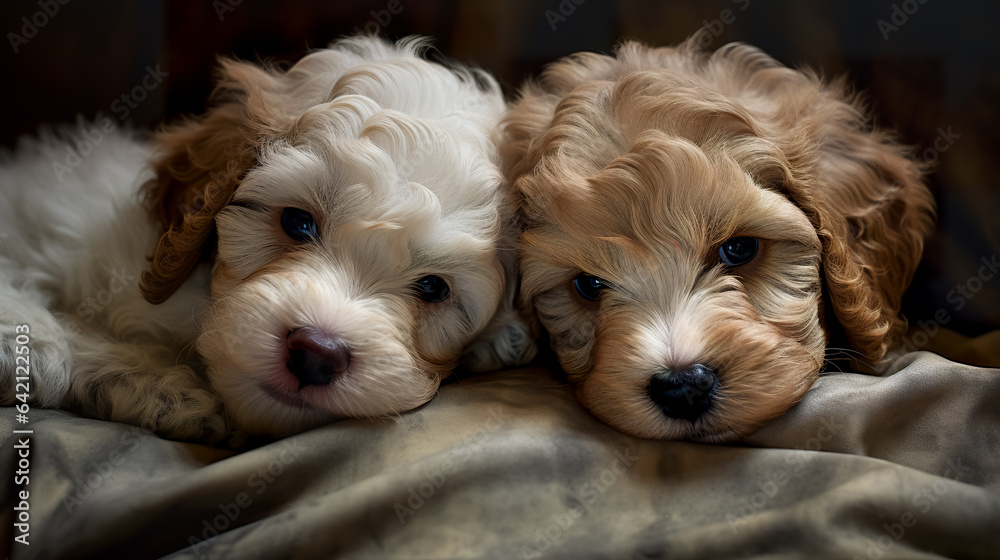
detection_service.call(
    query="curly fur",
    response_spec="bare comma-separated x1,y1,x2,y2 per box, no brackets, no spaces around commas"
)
0,36,535,443
502,38,935,441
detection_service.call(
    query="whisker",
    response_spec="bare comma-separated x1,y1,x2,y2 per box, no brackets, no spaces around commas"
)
820,346,875,374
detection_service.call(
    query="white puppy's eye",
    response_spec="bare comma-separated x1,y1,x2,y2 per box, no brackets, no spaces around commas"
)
719,236,758,266
415,275,451,303
573,273,608,301
280,208,319,242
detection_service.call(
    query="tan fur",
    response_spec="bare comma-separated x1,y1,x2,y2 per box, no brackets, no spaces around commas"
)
503,38,935,441
140,60,301,304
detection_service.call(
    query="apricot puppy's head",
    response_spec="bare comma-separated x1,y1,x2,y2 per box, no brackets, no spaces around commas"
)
503,39,934,441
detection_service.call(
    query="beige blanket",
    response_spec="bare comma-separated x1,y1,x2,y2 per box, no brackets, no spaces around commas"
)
2,348,999,559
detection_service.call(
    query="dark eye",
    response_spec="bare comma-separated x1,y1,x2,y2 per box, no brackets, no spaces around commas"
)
719,236,758,266
415,275,451,303
280,208,319,242
573,274,608,301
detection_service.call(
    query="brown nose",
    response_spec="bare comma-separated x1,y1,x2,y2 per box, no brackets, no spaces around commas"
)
286,327,351,388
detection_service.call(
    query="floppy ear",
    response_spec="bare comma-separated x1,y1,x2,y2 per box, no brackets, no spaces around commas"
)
784,96,935,365
139,60,284,304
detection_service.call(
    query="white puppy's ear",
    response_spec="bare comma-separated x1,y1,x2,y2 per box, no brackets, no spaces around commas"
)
461,211,539,373
139,60,289,304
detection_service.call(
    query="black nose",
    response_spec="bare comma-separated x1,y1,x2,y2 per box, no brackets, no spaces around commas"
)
286,327,351,388
647,364,717,422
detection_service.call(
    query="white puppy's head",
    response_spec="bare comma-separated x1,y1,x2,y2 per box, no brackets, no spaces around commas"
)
140,36,533,437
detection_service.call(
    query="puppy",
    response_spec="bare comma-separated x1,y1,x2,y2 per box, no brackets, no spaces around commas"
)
502,38,935,441
0,36,533,443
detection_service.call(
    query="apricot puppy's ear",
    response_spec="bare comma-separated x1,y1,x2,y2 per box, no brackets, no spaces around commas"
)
140,60,279,304
788,105,935,364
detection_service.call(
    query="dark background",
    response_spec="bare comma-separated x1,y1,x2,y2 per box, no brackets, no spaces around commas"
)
1,0,997,340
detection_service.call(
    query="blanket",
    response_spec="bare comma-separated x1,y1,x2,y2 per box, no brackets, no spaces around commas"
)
2,347,999,559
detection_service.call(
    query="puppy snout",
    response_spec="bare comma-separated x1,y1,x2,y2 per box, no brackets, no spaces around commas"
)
646,364,717,422
286,327,352,388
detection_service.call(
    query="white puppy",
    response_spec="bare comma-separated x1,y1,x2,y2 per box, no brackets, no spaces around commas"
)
0,36,534,443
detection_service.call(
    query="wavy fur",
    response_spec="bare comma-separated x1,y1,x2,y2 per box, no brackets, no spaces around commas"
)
503,38,934,441
0,36,534,443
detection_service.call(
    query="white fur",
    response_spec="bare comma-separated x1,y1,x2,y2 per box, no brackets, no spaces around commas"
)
0,36,535,443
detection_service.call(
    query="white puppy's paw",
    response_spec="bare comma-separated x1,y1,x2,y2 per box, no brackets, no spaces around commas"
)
462,309,538,373
0,316,73,408
144,378,233,444
68,354,233,444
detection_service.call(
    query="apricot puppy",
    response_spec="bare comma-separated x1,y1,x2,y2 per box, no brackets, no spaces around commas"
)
503,38,934,441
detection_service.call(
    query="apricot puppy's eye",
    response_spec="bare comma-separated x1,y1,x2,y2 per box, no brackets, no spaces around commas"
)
719,236,758,266
281,208,319,242
415,275,451,303
574,274,608,301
